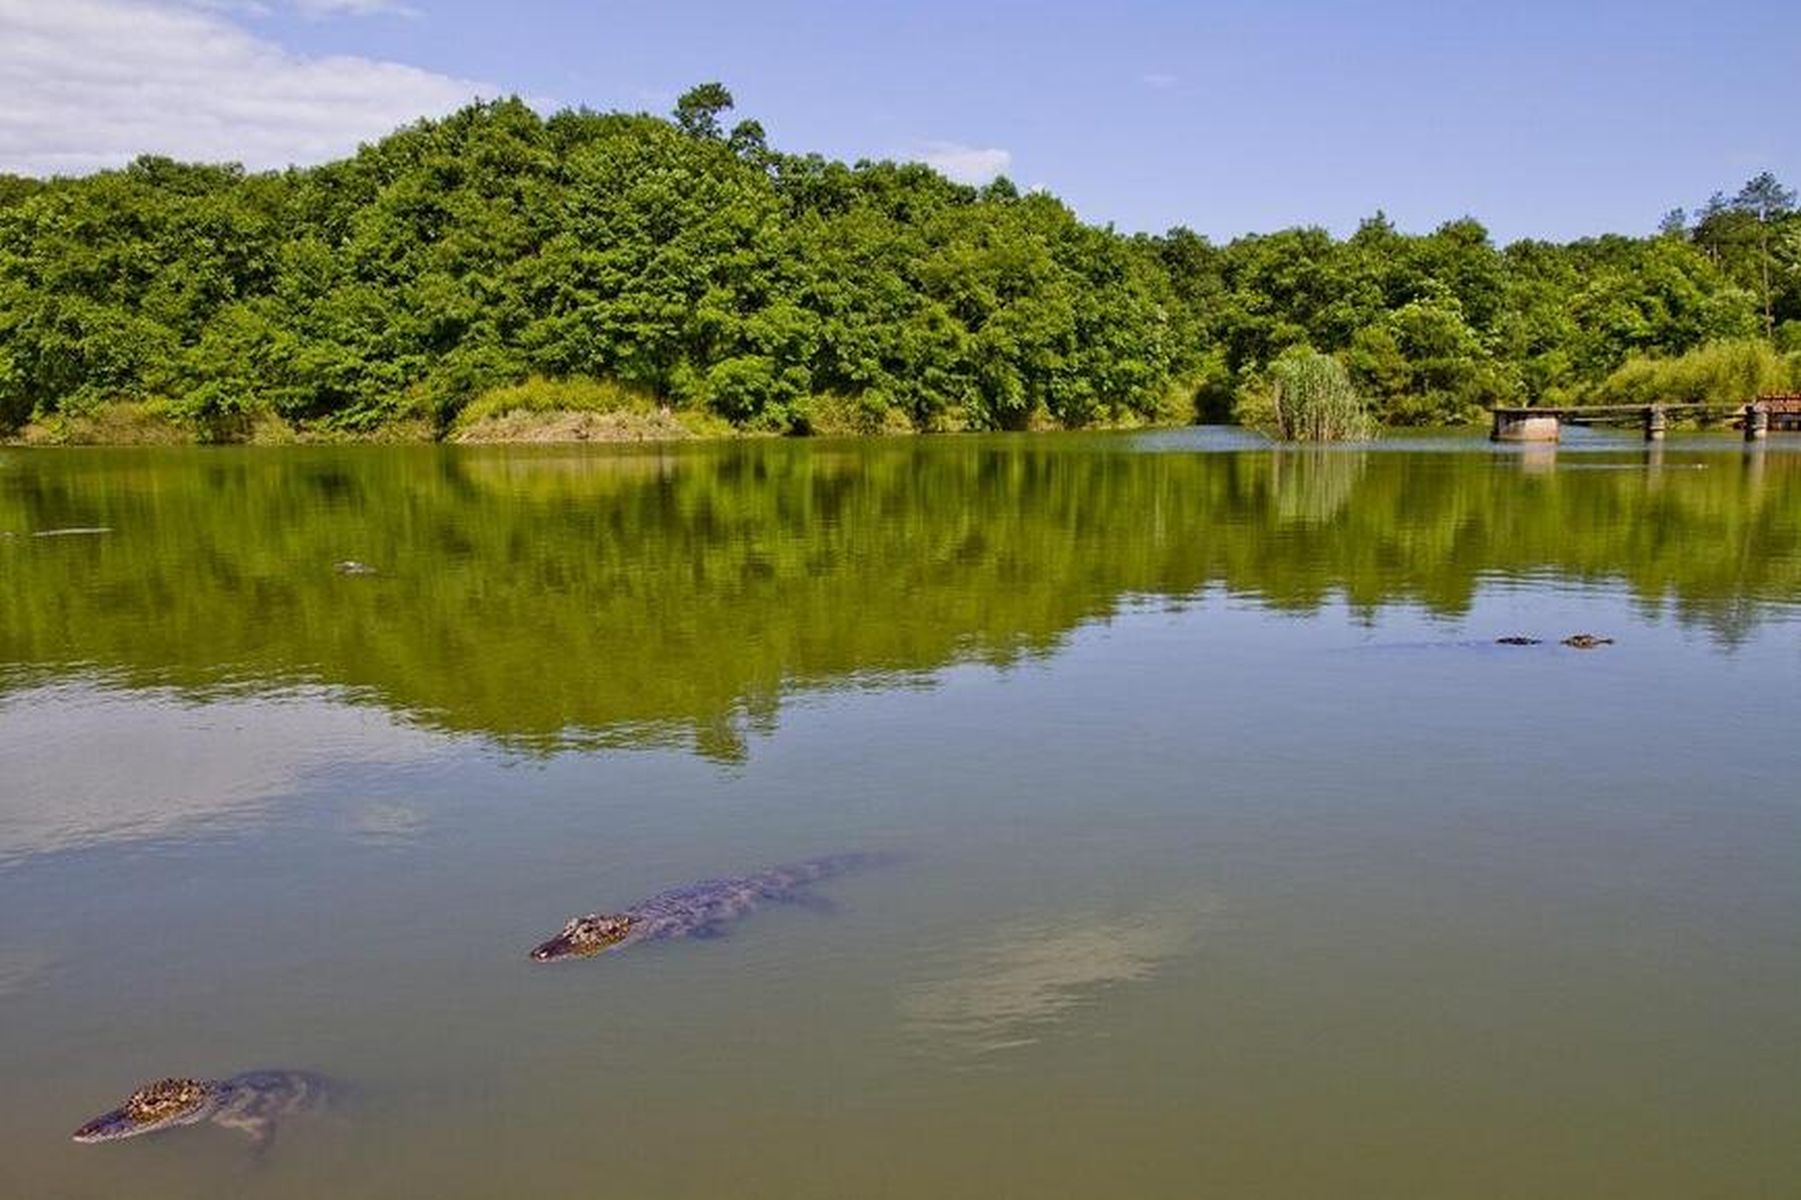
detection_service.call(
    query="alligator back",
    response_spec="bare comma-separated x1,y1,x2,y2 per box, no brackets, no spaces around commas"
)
210,1070,335,1142
624,852,896,943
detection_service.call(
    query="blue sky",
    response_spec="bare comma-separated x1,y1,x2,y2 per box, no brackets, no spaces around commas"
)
2,0,1797,243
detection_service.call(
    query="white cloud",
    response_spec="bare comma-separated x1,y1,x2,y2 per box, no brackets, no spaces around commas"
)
1141,71,1179,90
292,0,418,16
916,140,1012,185
0,0,493,176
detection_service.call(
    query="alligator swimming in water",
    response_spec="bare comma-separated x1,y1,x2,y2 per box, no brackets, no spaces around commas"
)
72,1070,334,1149
1494,633,1615,649
529,852,893,962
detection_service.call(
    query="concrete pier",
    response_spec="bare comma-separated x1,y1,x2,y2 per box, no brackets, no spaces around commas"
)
1491,412,1561,442
1745,405,1769,442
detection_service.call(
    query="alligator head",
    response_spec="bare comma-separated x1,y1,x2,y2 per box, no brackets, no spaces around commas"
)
72,1078,216,1143
530,913,637,962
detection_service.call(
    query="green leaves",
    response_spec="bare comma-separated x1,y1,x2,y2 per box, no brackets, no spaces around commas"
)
0,95,1789,440
1257,348,1374,441
674,83,735,141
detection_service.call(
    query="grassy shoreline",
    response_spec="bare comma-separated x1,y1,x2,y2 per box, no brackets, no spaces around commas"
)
4,404,914,446
13,340,1790,447
3,379,1193,446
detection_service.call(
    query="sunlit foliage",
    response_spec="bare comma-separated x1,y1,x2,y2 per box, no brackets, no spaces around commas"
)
0,88,1794,437
1238,348,1375,442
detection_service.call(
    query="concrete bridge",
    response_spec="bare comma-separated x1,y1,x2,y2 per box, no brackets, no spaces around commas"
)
1490,395,1800,443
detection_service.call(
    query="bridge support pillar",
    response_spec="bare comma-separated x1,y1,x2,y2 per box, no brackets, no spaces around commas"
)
1745,405,1769,442
1644,405,1667,442
1491,412,1560,442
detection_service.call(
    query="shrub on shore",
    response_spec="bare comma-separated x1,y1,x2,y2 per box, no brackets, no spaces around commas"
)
448,376,734,442
790,391,917,436
1590,338,1795,408
15,398,193,445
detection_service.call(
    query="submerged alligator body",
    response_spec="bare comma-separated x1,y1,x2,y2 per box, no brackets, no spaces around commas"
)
530,852,893,962
72,1070,333,1148
1494,633,1616,649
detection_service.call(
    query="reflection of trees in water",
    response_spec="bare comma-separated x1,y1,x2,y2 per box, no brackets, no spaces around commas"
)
1269,448,1367,526
0,442,1796,755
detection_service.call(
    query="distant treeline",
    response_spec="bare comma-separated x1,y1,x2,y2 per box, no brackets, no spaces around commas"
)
1,86,1797,439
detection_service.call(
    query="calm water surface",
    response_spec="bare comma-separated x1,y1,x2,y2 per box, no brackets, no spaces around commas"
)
1,430,1798,1198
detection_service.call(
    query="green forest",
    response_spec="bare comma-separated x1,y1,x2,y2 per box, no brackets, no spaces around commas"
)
1,85,1797,442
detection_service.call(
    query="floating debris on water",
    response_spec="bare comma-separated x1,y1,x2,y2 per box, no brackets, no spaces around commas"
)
334,560,378,576
30,527,112,538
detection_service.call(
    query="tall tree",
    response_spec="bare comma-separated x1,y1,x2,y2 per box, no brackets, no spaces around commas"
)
674,83,735,140
1731,172,1796,337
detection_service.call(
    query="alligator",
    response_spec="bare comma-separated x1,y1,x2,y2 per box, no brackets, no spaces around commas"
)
530,852,893,962
1561,634,1614,649
1494,635,1543,646
72,1070,333,1149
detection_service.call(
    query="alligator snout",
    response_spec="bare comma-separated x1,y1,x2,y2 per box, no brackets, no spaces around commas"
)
529,936,571,962
71,1109,133,1143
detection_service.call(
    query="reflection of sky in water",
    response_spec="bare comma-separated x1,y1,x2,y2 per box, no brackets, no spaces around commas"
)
0,948,55,998
342,801,430,843
904,903,1216,1054
0,682,443,863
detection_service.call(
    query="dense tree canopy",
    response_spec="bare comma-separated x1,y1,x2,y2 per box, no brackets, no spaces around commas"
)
0,88,1794,438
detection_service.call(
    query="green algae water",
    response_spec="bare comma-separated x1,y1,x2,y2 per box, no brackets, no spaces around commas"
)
1,430,1798,1199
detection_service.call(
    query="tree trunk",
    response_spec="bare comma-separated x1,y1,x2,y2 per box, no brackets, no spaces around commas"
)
1761,223,1774,339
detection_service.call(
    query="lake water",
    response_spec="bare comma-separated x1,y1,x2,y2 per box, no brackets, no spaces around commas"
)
1,430,1797,1198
